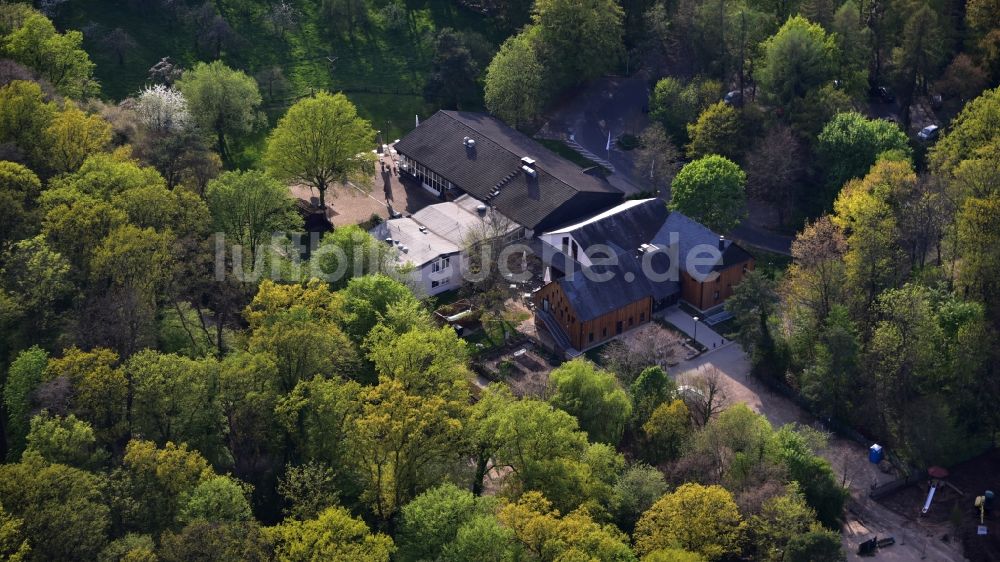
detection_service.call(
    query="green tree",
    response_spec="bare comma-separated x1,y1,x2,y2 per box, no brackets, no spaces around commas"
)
205,170,299,262
0,80,55,169
891,5,946,126
0,161,42,256
471,387,622,514
749,483,819,561
39,347,128,448
773,426,847,527
629,366,676,432
340,274,421,343
277,462,340,520
757,16,838,111
176,61,262,163
424,28,482,108
0,452,110,561
125,351,226,465
532,0,624,88
45,104,112,174
633,123,682,194
367,325,471,402
650,77,722,145
348,379,465,522
610,463,668,534
816,112,910,203
177,476,253,524
98,534,156,562
111,439,213,535
799,305,861,421
929,86,1000,175
726,270,778,356
485,32,545,127
266,506,395,562
496,491,637,562
686,102,743,161
158,521,271,562
669,155,747,232
0,500,30,562
441,514,516,562
958,196,1000,324
397,483,494,562
641,399,693,464
315,225,393,289
2,12,95,97
24,412,102,469
264,91,375,209
784,525,845,561
634,483,745,560
3,346,48,459
276,376,361,476
548,358,632,445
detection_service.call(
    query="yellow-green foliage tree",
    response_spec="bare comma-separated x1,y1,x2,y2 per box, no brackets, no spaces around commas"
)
634,483,745,560
267,506,395,561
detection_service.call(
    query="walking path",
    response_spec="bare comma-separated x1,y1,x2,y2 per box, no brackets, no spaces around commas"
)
659,305,730,350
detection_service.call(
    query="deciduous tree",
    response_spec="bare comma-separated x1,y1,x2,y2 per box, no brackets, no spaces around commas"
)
264,91,375,209
669,155,746,232
634,483,745,560
177,61,262,163
484,32,545,127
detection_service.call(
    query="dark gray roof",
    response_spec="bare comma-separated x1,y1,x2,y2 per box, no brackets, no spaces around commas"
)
394,111,623,231
546,199,670,253
556,251,680,322
548,201,753,321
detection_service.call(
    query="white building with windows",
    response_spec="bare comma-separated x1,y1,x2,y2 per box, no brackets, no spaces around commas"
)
370,194,518,296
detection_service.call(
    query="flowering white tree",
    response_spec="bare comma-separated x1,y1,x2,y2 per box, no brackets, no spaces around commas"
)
135,84,191,133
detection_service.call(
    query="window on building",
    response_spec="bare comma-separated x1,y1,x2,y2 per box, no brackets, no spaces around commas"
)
640,312,646,321
431,256,451,273
562,236,570,255
431,280,439,288
602,327,607,337
589,332,594,343
571,240,579,260
714,290,720,300
629,316,634,326
742,264,748,273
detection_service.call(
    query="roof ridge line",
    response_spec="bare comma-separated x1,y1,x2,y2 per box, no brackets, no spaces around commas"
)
439,111,605,195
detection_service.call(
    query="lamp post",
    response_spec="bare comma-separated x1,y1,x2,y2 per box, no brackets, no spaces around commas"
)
692,316,700,345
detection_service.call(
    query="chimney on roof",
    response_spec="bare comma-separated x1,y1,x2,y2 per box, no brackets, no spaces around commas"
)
521,156,535,168
476,204,487,215
718,236,726,251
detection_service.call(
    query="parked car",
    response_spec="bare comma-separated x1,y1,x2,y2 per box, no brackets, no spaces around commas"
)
917,124,940,141
723,90,743,107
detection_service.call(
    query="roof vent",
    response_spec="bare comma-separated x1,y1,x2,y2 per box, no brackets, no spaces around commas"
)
384,237,393,245
466,138,476,148
521,156,536,168
401,246,409,253
476,204,487,215
521,165,537,178
419,226,428,233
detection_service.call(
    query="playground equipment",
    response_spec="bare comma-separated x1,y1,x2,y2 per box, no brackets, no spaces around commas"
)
922,483,938,514
921,467,949,515
975,490,994,535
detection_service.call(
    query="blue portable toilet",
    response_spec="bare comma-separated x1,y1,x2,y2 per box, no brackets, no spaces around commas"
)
869,444,884,464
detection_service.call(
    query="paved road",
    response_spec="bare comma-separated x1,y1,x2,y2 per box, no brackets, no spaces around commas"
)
543,74,651,195
730,222,793,255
